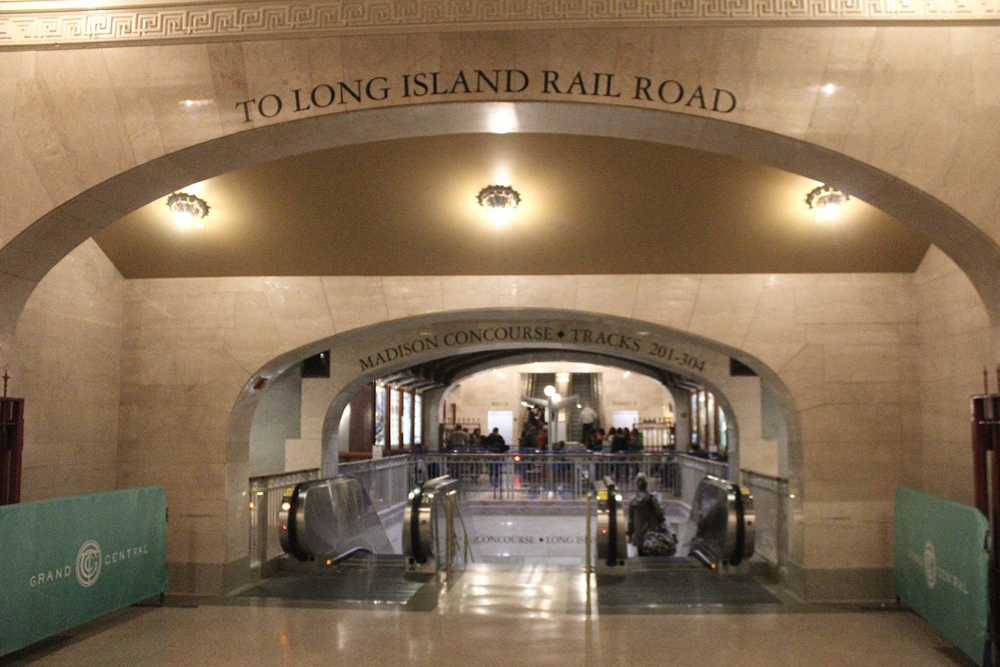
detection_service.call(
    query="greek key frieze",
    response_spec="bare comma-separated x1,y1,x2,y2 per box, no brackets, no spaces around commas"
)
1,0,997,49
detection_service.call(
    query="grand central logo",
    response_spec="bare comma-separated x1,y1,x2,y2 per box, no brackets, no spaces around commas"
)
906,540,969,595
923,540,936,590
29,540,151,589
75,541,102,588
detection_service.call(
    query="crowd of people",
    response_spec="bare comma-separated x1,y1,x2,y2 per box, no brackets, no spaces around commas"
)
445,425,509,453
585,425,644,453
440,405,654,455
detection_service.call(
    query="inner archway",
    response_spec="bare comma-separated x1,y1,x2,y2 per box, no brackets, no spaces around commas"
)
231,308,797,537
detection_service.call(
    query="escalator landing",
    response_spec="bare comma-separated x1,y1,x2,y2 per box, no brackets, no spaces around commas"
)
596,558,781,611
238,554,432,607
238,555,781,616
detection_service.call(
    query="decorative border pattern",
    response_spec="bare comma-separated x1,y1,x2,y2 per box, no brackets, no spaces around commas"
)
2,0,999,49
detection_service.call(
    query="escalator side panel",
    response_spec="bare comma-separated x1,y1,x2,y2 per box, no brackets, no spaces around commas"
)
403,475,480,573
686,476,756,569
281,475,394,561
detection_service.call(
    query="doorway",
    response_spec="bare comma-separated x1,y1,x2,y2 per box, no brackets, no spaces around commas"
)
488,410,514,446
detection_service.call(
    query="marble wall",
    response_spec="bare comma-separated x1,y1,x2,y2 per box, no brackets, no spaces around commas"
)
4,26,1000,358
248,364,300,476
284,375,339,471
7,239,123,501
445,368,521,439
601,367,676,426
915,246,999,505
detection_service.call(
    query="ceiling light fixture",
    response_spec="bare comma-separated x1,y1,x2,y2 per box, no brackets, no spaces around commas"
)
805,185,850,221
166,192,210,229
477,185,521,210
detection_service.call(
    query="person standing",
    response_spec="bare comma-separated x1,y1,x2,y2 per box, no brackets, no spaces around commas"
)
579,403,598,447
592,427,606,452
447,426,470,450
627,473,675,557
484,427,508,488
484,427,507,452
630,427,644,452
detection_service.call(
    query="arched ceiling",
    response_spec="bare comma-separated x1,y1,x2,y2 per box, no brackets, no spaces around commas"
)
93,133,928,279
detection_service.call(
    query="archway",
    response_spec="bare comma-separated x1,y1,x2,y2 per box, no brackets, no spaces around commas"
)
230,308,799,572
2,99,981,598
323,348,739,467
3,101,1000,359
426,350,703,450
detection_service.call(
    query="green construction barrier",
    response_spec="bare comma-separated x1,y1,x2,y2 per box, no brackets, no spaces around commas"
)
894,486,989,666
0,487,168,657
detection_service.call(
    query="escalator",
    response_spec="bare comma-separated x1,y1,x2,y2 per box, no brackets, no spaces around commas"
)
595,475,776,608
277,473,479,575
278,475,394,562
242,474,477,608
595,474,756,572
403,475,480,573
248,472,768,609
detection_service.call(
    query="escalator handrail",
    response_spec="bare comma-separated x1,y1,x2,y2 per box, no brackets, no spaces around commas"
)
408,482,427,565
285,483,308,562
606,481,618,566
733,483,746,566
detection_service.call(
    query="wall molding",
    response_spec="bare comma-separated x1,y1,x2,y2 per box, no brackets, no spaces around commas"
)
3,0,1000,50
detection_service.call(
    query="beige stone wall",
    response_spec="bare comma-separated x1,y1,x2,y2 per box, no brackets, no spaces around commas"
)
3,26,1000,351
601,368,676,426
915,246,999,505
117,276,255,588
446,368,522,437
8,240,123,501
285,375,338,470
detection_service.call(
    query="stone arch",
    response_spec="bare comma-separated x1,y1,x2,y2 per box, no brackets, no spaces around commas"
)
3,100,1000,360
231,309,797,498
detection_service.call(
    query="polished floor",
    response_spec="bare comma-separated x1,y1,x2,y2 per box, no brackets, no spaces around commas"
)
6,565,974,666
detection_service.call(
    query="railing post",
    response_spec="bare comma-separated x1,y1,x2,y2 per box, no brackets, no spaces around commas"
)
387,461,393,507
255,490,269,572
445,492,455,573
585,490,593,579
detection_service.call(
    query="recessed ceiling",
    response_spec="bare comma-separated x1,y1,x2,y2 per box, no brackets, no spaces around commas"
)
94,133,929,278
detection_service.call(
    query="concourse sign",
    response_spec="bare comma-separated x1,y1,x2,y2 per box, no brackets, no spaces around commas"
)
894,486,989,666
0,487,168,657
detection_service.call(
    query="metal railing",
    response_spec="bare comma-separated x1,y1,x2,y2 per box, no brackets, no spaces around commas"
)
248,468,321,571
411,452,731,501
338,456,411,514
249,452,737,572
636,422,675,451
739,469,790,570
675,454,730,506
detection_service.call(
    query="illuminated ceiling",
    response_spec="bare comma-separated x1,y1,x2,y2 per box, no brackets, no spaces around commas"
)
94,133,929,278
